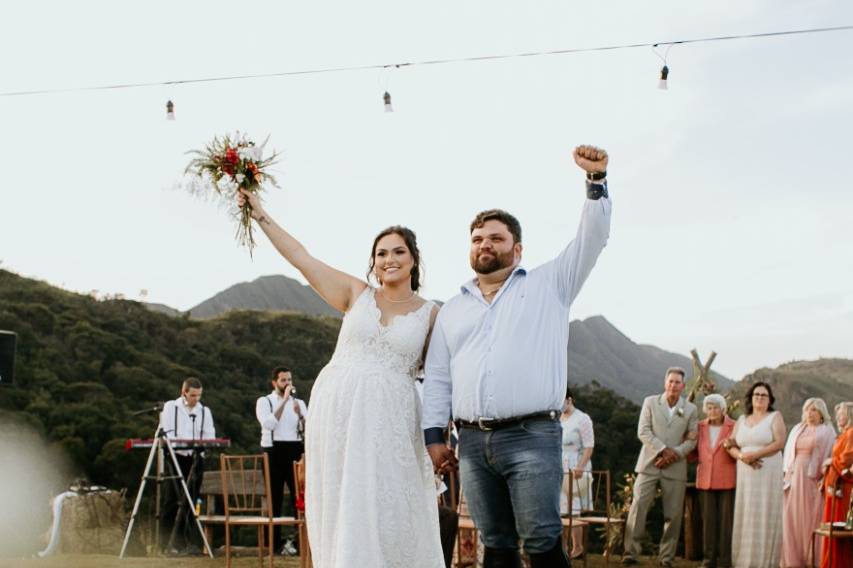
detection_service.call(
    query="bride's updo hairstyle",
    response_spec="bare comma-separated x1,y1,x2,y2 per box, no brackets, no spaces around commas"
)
368,225,423,292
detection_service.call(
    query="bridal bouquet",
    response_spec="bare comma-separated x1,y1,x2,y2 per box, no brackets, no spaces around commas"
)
184,132,280,255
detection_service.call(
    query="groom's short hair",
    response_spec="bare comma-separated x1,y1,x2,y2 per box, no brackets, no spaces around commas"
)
470,209,522,244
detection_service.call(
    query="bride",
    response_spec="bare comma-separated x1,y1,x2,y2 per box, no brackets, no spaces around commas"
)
238,190,445,568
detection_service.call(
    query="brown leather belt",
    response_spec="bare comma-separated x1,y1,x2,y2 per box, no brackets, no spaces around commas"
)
455,410,560,432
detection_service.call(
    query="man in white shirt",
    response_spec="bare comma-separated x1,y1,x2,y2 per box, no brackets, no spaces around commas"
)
423,145,612,567
158,377,216,552
255,366,307,554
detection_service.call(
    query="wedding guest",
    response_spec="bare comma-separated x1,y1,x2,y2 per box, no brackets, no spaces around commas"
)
820,401,853,568
781,398,835,568
692,394,736,568
622,367,698,567
560,386,594,560
724,381,786,568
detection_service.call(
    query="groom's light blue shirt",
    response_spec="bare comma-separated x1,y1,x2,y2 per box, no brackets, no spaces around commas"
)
423,183,611,445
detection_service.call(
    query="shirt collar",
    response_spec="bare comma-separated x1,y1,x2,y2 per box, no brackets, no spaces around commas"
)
460,265,527,296
179,396,201,414
659,394,683,409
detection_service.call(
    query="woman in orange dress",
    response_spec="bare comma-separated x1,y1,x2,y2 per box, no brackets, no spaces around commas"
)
821,401,853,568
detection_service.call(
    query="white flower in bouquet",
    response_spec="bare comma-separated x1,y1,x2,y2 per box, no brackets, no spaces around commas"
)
217,176,238,194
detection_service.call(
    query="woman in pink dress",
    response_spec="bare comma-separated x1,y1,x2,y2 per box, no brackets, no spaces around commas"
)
781,398,836,568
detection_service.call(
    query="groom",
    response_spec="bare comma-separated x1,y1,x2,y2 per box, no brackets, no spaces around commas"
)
423,145,612,567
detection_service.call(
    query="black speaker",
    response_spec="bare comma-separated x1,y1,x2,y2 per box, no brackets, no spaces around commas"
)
0,331,16,386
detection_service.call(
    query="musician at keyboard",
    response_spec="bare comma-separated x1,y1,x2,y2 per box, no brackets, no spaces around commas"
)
158,377,216,553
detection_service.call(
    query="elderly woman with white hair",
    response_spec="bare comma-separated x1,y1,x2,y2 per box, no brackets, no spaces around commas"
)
691,393,737,568
780,398,836,567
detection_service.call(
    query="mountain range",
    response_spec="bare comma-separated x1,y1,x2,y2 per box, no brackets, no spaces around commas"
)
727,358,853,426
147,274,734,402
187,275,340,318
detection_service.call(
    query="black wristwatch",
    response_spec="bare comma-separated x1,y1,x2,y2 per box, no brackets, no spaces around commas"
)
586,170,607,182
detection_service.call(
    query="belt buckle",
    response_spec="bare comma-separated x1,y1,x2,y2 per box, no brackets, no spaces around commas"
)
477,417,494,431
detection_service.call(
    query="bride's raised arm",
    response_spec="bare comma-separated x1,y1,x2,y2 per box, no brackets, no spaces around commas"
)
238,189,367,312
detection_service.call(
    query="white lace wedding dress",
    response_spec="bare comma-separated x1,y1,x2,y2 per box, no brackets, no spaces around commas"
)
305,287,445,568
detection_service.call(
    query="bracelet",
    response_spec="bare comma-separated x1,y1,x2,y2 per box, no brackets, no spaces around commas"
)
586,170,607,181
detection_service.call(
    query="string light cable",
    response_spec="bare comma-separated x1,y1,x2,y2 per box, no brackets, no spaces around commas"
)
1,24,850,98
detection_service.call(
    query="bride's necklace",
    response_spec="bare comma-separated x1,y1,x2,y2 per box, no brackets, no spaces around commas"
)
378,289,415,304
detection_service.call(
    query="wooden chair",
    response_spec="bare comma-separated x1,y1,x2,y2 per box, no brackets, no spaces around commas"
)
292,455,312,568
810,490,853,567
566,469,624,568
220,454,302,568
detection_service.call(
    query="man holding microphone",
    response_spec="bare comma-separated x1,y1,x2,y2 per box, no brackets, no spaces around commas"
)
256,366,307,555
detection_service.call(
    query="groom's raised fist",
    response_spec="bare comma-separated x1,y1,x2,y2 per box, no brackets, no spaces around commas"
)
573,144,608,174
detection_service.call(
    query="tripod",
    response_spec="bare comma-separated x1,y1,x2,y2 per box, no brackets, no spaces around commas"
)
119,425,213,558
166,445,203,551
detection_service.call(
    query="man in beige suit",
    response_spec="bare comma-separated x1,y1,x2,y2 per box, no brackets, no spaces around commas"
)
622,367,698,567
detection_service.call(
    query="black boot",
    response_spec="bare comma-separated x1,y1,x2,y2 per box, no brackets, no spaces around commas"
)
528,539,570,568
483,547,523,568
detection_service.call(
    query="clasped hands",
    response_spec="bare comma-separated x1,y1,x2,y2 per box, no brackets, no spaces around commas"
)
721,437,763,469
427,443,458,475
654,447,680,469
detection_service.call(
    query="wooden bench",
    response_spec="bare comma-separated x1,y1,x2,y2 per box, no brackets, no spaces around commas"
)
197,469,292,544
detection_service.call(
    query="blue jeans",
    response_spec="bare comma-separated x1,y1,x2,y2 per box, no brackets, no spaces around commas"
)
459,418,563,554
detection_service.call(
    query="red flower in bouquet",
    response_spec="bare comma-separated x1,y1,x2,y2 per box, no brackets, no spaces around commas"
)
184,133,280,255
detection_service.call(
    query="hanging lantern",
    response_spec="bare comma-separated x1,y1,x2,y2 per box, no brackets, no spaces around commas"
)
383,91,393,113
166,100,175,120
658,66,669,90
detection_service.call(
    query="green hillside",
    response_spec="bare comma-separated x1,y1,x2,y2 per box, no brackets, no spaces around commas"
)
0,269,340,489
0,269,643,497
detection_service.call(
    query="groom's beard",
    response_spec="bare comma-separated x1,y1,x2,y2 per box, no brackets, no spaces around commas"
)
471,248,514,274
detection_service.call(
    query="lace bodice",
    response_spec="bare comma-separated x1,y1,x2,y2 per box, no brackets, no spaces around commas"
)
328,287,433,377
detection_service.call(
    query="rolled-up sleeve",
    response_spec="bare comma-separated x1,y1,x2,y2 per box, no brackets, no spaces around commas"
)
256,397,278,431
159,401,175,436
423,313,453,445
203,408,216,440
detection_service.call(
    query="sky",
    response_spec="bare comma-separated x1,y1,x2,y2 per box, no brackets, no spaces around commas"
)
1,0,852,381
